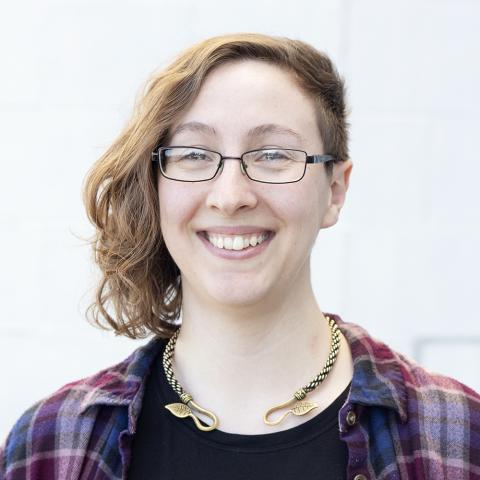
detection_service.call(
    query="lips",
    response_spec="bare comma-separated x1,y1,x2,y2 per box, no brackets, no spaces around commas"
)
198,226,275,236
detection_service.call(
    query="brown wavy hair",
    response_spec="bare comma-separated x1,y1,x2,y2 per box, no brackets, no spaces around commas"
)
83,32,350,340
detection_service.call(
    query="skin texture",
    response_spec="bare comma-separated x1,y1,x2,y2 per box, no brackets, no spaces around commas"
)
158,59,354,434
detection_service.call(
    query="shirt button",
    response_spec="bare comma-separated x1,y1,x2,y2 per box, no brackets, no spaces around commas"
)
346,410,357,426
353,475,367,480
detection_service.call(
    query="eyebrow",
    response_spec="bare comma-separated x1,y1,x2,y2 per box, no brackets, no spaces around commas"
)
170,121,305,142
247,123,305,142
170,121,216,137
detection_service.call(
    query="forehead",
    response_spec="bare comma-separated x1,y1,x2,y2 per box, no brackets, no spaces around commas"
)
168,60,321,148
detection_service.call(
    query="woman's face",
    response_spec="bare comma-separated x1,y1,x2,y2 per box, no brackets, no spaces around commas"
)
158,59,347,308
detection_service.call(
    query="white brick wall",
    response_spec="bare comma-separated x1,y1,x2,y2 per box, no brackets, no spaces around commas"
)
1,0,479,439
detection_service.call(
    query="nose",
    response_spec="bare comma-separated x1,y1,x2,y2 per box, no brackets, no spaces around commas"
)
205,157,258,216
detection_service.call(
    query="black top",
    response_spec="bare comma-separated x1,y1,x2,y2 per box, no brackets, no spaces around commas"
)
128,339,349,479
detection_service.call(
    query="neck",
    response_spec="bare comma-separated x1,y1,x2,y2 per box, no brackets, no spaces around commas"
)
178,286,327,374
168,270,352,433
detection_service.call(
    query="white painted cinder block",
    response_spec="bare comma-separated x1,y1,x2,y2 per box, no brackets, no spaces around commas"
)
347,0,480,114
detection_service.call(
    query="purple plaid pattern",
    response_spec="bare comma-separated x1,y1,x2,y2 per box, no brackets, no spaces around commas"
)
1,314,479,479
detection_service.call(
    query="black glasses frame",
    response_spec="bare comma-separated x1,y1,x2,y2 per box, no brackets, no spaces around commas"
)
151,146,336,184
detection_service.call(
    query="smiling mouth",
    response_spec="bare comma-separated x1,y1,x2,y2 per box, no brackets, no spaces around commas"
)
199,231,274,251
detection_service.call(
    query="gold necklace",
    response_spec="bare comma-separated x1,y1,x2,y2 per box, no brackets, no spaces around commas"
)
163,315,340,432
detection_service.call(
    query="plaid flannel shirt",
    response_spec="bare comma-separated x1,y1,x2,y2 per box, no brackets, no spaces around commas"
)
1,313,479,479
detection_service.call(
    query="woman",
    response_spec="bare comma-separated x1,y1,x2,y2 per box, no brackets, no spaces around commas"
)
1,33,479,480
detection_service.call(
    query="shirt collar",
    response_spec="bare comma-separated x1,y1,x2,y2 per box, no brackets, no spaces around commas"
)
328,313,408,423
79,336,166,429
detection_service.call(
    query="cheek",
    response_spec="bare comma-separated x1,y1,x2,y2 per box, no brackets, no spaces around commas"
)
158,180,201,238
269,180,326,230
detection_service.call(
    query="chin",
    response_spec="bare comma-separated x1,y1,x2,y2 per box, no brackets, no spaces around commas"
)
205,280,272,308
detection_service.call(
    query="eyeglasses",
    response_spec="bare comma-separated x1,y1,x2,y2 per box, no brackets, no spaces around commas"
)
151,146,335,184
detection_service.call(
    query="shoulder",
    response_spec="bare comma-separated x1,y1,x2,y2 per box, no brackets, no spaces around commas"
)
334,314,480,459
393,346,480,431
0,337,165,479
335,312,480,399
382,339,480,471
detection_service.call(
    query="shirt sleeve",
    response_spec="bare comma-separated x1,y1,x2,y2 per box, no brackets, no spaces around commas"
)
0,433,9,480
0,402,44,480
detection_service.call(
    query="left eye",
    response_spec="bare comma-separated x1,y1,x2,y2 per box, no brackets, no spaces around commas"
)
263,152,285,160
254,150,290,161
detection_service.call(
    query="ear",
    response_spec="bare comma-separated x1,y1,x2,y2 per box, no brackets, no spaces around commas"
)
321,160,353,229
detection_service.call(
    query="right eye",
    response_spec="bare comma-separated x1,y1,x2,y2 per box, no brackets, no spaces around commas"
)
181,149,208,160
172,148,218,163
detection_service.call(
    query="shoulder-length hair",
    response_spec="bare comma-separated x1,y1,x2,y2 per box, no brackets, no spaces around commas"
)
83,32,350,339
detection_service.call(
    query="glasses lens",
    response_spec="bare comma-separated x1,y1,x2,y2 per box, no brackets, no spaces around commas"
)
243,149,306,183
161,147,220,181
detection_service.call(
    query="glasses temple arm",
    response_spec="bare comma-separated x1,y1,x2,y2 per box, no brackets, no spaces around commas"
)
306,154,336,164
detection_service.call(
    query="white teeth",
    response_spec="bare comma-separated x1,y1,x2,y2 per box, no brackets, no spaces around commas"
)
232,236,244,250
206,232,270,250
